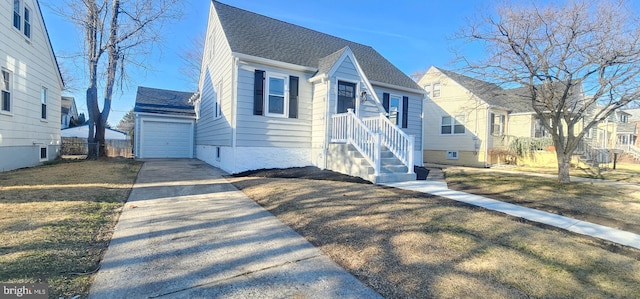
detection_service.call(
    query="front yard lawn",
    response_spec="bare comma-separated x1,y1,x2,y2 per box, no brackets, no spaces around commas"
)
0,159,141,299
445,166,640,234
229,169,640,298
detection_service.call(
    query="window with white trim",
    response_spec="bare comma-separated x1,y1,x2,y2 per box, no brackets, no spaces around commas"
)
40,146,47,161
389,95,402,125
432,82,441,97
214,80,222,118
490,113,505,136
441,115,465,135
446,150,459,160
23,6,31,38
265,73,288,117
41,87,47,119
1,70,11,113
13,0,20,30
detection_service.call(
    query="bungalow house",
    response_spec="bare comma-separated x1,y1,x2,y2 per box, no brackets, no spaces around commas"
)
624,108,640,147
191,1,424,183
0,0,64,171
61,96,78,129
418,66,640,167
418,66,592,167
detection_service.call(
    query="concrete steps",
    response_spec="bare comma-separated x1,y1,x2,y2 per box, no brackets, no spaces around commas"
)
345,145,416,183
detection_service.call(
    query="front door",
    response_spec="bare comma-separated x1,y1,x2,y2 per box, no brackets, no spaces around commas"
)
337,81,356,113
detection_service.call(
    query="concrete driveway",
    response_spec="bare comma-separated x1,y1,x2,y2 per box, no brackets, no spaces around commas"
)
89,159,381,298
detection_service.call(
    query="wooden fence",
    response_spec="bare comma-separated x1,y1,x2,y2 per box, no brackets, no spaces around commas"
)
61,137,133,158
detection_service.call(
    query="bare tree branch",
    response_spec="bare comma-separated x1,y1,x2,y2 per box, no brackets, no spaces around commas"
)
457,0,640,183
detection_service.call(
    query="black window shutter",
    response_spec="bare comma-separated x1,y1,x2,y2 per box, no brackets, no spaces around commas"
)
289,76,299,118
253,70,265,115
402,96,409,128
383,93,390,115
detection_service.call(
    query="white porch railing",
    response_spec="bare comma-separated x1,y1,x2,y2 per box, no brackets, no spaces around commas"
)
331,110,381,175
331,110,414,175
363,113,414,173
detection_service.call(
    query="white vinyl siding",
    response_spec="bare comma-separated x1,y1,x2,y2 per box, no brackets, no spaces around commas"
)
195,6,233,147
1,0,64,171
311,80,328,166
235,65,312,148
374,86,423,151
1,69,11,113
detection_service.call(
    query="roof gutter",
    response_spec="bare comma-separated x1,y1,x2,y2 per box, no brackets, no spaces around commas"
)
232,52,317,73
133,112,197,120
369,80,425,95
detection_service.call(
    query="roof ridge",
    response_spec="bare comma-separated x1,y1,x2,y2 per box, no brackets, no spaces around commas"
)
212,1,374,50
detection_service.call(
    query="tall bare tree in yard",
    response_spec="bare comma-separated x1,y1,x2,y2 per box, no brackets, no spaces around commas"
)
460,0,640,183
63,0,181,157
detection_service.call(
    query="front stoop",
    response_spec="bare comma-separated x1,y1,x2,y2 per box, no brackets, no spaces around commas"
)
347,145,416,183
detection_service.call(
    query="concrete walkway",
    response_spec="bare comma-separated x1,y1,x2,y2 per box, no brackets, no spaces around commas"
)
89,159,381,299
383,169,640,250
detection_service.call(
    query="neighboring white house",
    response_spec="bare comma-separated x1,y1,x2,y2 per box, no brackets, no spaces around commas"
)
61,125,127,141
133,86,196,159
61,96,78,129
188,1,425,183
0,0,64,171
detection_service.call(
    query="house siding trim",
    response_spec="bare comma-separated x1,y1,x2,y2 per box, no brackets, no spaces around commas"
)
233,52,317,73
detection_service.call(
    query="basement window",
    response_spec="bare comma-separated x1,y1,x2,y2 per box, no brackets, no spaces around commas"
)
446,150,458,160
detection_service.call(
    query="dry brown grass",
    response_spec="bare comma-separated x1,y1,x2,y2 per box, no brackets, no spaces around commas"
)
445,167,640,234
0,159,141,298
514,161,640,183
229,175,640,298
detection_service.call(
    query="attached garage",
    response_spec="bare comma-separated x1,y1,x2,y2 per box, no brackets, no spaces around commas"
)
134,86,197,159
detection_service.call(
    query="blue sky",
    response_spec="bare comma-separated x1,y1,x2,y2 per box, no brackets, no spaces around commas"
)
40,0,487,125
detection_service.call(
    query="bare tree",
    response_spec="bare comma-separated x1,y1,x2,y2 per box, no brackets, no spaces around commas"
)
178,31,204,90
459,0,640,183
59,0,181,158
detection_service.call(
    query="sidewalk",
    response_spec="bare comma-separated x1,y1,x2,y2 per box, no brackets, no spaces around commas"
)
89,159,381,299
383,167,640,250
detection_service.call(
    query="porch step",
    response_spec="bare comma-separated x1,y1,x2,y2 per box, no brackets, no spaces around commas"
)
371,172,417,184
327,143,415,184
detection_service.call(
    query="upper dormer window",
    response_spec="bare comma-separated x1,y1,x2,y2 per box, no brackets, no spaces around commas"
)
12,1,31,39
432,82,441,97
13,0,21,30
24,6,31,38
620,114,628,123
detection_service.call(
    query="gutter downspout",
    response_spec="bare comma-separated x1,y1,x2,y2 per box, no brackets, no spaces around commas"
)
323,77,331,170
420,95,426,166
485,106,491,168
231,57,239,172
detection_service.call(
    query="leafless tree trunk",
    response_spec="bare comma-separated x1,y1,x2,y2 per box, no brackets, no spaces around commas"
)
458,0,640,183
56,0,182,158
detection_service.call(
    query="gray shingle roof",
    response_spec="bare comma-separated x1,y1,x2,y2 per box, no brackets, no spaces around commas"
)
623,108,640,121
134,86,196,116
213,1,421,91
436,67,553,114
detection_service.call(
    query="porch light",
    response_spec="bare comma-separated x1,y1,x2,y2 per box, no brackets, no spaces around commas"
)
360,90,367,102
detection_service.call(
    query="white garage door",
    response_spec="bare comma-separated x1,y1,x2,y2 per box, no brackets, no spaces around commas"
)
141,120,193,158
